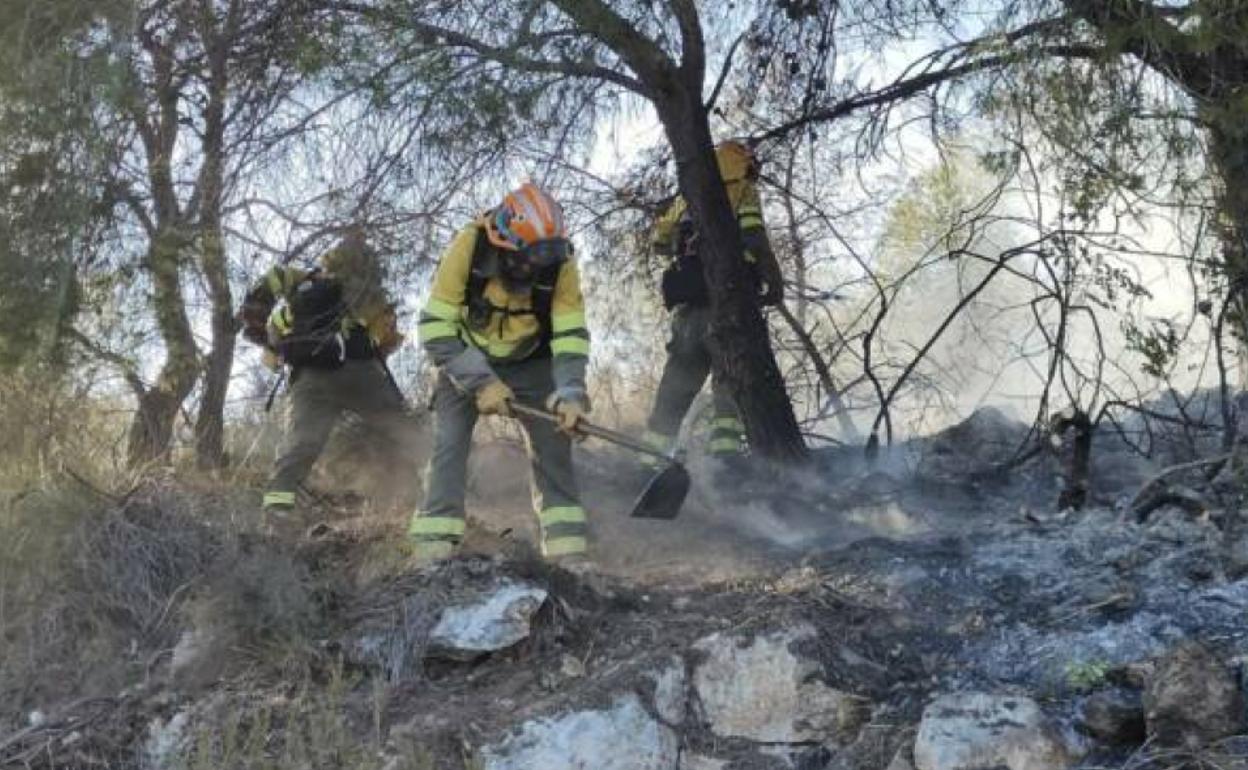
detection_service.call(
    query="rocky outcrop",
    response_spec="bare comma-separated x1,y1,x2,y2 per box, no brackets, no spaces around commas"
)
142,711,190,770
1144,641,1246,748
691,625,867,744
475,693,679,770
1077,688,1145,745
913,693,1072,770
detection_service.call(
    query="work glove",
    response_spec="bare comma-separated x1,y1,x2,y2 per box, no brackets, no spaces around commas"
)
476,380,515,417
546,392,590,437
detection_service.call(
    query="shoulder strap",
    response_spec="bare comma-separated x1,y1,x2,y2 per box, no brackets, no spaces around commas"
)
532,261,562,346
466,225,491,309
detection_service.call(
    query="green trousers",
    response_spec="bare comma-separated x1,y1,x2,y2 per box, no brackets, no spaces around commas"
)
409,356,588,559
263,360,405,509
644,305,744,462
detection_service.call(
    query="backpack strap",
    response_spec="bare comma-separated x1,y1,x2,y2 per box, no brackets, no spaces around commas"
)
467,225,492,315
531,261,561,354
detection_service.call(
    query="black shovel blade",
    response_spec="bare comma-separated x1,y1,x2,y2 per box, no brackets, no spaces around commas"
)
629,461,691,520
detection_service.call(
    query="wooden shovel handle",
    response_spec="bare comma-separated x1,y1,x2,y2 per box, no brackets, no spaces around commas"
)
510,403,677,465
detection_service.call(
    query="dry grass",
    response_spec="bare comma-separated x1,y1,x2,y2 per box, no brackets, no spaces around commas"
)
177,668,398,770
0,477,336,728
1081,736,1248,769
1,483,221,722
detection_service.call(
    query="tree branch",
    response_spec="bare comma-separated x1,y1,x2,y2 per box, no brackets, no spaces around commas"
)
667,0,704,87
1060,0,1215,96
755,31,1102,145
66,327,147,399
547,0,676,89
333,2,645,94
705,31,745,113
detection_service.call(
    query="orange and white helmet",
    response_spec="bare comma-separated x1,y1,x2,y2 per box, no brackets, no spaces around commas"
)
485,182,567,251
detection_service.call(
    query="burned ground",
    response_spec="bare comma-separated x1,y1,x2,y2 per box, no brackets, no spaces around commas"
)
3,409,1248,769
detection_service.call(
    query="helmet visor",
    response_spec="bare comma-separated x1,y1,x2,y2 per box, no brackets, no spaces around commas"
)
521,237,570,268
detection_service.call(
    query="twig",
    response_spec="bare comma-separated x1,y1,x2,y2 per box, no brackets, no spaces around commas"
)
61,466,121,504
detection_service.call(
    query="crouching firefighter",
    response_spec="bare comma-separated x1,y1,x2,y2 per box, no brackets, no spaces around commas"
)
237,233,405,529
410,183,592,562
643,140,784,469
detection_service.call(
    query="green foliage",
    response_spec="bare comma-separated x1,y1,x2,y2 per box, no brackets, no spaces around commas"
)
1122,317,1181,379
877,147,1002,274
1086,255,1152,312
1063,659,1111,692
0,0,128,368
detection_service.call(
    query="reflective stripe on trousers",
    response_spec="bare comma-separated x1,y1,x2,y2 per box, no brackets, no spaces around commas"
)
411,357,589,558
709,415,744,456
407,514,467,559
263,490,296,509
538,505,588,557
641,429,676,469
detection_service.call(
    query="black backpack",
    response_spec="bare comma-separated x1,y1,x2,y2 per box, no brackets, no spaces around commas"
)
659,212,768,309
278,272,372,369
464,226,563,359
660,211,710,308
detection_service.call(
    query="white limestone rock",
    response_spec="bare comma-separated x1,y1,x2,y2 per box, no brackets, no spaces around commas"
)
425,580,547,661
913,693,1072,770
477,693,679,770
692,624,866,743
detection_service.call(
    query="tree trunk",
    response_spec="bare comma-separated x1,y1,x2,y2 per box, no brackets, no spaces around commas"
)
1208,123,1248,377
194,225,233,469
653,92,808,464
193,22,234,471
127,232,201,465
1206,120,1248,493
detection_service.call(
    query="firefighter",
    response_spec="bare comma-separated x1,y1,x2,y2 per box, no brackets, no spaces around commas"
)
237,232,406,531
642,141,783,467
409,183,592,561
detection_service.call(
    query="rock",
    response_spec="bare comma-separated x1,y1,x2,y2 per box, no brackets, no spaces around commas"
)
913,693,1072,770
650,657,687,725
768,744,833,769
426,580,548,662
916,407,1032,481
886,744,917,770
681,756,727,770
1077,688,1145,745
476,693,679,770
142,711,190,770
1144,641,1246,747
1226,534,1248,579
170,629,210,678
692,624,867,743
345,591,439,682
1145,508,1217,547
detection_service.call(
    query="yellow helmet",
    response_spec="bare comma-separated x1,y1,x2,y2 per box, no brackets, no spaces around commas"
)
318,230,374,277
714,140,757,183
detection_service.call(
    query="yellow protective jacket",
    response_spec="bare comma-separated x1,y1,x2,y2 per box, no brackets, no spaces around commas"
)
239,264,404,370
418,221,590,396
651,178,781,296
